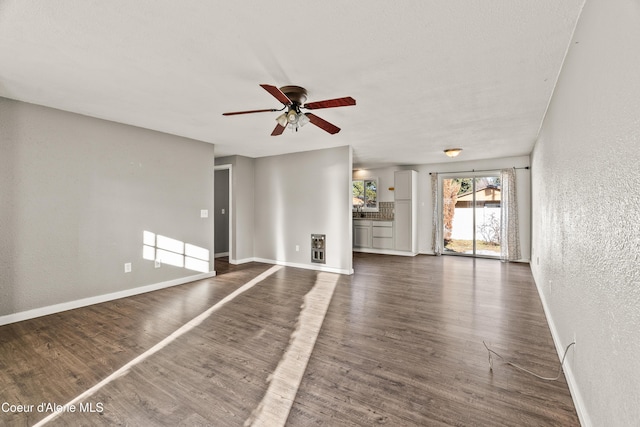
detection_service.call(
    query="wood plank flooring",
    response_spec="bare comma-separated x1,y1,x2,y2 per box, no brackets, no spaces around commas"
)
0,254,579,426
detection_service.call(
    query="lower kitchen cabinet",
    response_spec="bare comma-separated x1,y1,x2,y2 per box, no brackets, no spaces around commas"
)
394,200,412,251
353,219,372,248
372,221,393,249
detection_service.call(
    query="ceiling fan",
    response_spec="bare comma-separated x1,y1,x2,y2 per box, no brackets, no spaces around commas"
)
223,84,356,136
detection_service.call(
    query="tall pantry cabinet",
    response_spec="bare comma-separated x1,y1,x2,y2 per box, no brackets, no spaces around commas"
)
394,170,418,253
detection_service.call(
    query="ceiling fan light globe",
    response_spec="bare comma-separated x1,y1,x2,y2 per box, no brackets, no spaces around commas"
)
287,110,299,124
276,113,288,127
298,113,310,127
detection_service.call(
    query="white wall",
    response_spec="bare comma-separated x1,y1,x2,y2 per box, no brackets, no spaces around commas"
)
355,156,531,260
530,0,640,425
254,146,353,274
0,98,215,318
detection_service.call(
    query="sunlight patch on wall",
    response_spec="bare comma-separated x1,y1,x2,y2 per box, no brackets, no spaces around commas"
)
157,235,184,254
142,231,210,273
156,248,185,268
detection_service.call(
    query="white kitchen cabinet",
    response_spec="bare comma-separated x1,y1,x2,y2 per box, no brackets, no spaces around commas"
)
372,221,394,249
394,170,413,200
394,170,418,253
353,220,372,248
394,200,412,251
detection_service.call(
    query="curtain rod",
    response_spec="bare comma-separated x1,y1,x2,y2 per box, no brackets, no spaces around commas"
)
428,166,529,175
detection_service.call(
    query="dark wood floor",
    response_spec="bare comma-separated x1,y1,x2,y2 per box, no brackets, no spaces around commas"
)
0,254,579,426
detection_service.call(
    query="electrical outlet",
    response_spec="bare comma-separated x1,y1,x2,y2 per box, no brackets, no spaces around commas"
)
221,208,225,215
295,245,300,252
124,263,132,273
200,209,209,218
154,260,161,268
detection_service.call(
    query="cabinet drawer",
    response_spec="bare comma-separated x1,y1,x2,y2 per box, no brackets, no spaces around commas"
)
372,221,393,227
372,226,393,238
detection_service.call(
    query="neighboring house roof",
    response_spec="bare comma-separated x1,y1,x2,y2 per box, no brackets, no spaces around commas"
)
457,186,501,202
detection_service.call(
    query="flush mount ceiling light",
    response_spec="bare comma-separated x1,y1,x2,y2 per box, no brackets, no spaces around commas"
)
444,148,463,158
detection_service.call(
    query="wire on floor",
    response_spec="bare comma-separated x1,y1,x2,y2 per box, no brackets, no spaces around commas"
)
483,340,575,381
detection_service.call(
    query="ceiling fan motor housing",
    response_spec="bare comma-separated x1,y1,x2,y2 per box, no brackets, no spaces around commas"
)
279,85,307,105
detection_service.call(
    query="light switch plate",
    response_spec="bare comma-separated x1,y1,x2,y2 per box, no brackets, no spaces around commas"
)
200,209,208,218
124,263,132,273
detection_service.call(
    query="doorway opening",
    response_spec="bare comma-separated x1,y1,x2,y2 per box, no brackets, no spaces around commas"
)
442,176,501,257
214,164,233,271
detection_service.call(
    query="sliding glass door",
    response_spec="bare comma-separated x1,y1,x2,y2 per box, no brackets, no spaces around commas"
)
442,176,501,257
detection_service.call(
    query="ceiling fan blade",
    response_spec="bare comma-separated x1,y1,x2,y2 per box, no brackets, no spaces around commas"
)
303,96,356,110
222,108,277,116
306,113,341,134
271,123,286,136
260,84,292,105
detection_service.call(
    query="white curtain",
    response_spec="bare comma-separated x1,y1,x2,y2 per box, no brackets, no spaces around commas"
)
500,168,521,261
431,173,442,255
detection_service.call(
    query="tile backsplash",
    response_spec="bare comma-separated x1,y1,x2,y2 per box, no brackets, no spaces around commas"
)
353,201,394,220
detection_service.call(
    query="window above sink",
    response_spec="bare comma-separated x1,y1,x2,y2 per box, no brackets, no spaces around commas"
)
352,178,378,212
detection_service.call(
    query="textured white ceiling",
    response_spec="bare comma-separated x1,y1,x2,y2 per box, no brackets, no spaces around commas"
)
0,1,584,168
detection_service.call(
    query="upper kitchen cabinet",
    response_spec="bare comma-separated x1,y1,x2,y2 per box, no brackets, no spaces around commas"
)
394,170,413,200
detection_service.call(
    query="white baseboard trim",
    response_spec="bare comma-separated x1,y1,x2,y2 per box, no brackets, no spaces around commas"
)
0,271,217,327
248,257,352,275
353,248,418,257
417,251,531,262
229,257,256,265
229,257,353,275
214,252,229,258
534,277,591,427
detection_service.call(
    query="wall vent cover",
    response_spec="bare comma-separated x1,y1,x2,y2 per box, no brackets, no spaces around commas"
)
311,234,326,264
